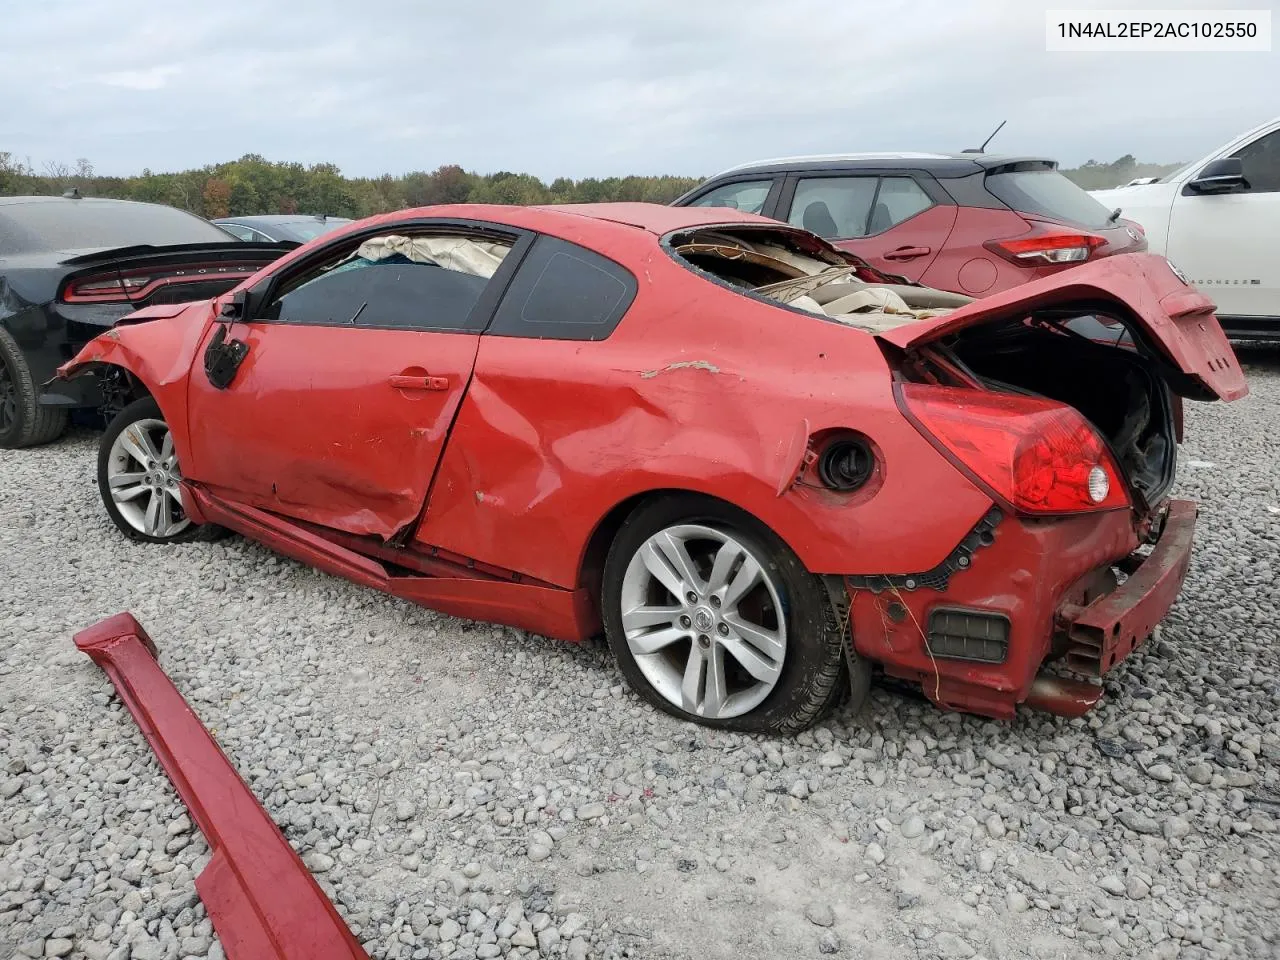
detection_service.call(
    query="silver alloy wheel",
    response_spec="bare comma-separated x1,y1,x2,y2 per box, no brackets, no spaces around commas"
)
106,418,192,538
619,523,787,719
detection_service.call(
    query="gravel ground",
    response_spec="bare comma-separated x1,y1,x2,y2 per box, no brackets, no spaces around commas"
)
2,351,1278,960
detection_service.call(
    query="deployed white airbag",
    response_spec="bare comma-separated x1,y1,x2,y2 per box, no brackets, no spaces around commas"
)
355,234,509,278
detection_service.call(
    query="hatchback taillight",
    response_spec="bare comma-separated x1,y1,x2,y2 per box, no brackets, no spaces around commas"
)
985,232,1106,265
897,383,1129,515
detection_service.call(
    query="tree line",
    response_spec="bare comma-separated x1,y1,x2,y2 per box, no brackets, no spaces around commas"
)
0,152,1183,218
0,153,703,218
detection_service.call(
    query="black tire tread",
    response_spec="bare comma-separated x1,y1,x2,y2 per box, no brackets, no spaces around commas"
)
0,326,69,449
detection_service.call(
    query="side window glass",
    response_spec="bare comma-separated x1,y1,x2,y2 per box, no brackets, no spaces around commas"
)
787,177,877,239
218,223,254,241
868,177,934,233
270,233,511,331
1230,130,1280,193
687,180,773,214
487,235,637,342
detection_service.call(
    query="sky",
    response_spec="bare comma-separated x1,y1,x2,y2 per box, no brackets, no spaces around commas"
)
1,0,1275,181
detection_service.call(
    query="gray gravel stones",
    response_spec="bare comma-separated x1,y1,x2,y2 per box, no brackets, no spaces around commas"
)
3,357,1280,960
804,902,835,927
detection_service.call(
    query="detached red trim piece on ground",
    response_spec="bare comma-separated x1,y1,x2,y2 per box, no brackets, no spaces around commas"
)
74,613,369,960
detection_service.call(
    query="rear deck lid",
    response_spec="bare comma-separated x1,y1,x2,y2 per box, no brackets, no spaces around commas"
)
879,253,1248,402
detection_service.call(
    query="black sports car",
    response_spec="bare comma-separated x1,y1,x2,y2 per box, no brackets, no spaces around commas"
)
0,195,295,447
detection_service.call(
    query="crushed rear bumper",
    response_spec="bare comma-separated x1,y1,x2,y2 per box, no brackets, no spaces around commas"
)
74,613,369,960
1057,498,1196,676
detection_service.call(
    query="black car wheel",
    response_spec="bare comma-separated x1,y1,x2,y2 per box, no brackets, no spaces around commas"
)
602,494,867,734
0,327,69,449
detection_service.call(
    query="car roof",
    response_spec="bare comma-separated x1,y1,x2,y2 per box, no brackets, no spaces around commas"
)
0,195,165,208
535,202,775,234
213,215,351,225
707,152,1056,179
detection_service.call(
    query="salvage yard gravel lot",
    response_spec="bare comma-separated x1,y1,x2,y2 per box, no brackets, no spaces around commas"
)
2,355,1278,960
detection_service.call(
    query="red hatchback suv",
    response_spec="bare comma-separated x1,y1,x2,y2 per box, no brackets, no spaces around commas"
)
672,153,1147,296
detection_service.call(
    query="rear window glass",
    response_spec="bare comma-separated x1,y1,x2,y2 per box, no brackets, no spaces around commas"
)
985,167,1113,229
0,200,233,256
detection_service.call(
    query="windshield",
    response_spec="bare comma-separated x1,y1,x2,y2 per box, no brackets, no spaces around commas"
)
0,200,234,256
985,166,1115,229
276,218,352,242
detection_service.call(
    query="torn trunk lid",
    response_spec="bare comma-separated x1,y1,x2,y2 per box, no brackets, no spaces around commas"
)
877,253,1248,403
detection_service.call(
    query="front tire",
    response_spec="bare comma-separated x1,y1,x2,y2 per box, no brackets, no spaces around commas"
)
0,326,68,449
602,495,856,735
97,397,214,544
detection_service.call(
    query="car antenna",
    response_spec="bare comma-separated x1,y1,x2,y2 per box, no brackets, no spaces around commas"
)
961,120,1007,154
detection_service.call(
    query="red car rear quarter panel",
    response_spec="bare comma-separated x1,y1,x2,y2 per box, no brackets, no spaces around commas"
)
414,251,993,589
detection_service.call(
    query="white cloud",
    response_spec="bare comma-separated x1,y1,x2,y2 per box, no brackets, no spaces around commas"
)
94,65,182,91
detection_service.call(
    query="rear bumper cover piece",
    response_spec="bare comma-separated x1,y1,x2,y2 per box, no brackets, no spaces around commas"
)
1057,498,1197,676
74,613,369,960
846,499,1197,719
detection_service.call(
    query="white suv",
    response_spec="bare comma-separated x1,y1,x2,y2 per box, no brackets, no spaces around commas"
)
1093,117,1280,341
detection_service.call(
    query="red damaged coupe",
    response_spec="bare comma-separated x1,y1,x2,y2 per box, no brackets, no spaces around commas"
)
60,203,1247,734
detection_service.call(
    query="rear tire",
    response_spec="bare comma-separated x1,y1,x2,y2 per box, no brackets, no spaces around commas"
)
0,326,68,449
602,494,857,734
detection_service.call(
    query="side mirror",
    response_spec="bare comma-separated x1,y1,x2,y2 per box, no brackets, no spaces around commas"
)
219,284,267,321
1188,156,1248,194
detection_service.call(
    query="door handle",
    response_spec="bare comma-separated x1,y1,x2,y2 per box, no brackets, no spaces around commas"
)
883,245,932,261
389,374,450,391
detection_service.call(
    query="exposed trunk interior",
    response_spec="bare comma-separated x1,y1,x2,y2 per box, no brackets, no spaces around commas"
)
665,224,1178,511
909,318,1177,509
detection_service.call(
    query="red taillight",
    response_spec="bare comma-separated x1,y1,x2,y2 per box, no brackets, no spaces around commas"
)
898,383,1129,515
985,232,1106,265
64,275,152,302
62,263,259,303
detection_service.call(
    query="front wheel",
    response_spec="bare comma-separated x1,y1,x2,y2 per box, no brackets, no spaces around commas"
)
602,495,860,734
97,397,214,544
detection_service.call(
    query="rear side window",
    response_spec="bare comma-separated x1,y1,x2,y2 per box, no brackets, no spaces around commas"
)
869,177,934,233
787,177,878,238
487,235,637,341
985,166,1113,229
686,179,773,214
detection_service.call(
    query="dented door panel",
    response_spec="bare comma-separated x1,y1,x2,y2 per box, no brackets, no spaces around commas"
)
185,323,480,538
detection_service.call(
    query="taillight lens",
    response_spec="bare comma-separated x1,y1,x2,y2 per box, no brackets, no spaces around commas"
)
986,233,1106,265
898,383,1129,514
64,275,152,302
61,263,260,303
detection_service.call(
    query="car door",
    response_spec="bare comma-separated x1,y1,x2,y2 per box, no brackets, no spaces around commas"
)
183,221,529,539
1166,128,1280,320
780,174,956,280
